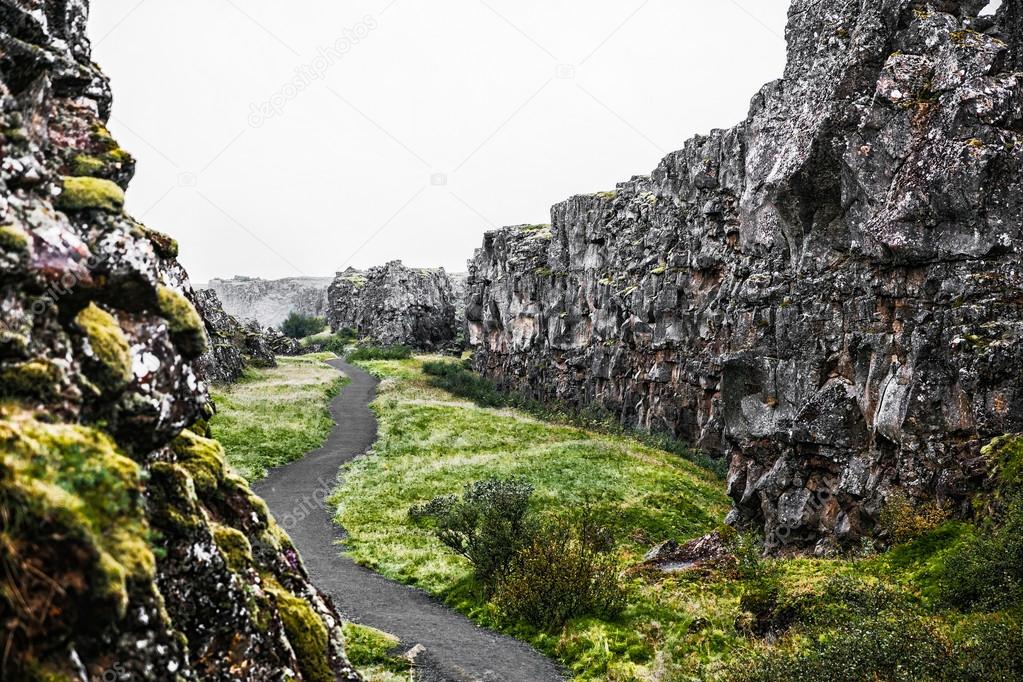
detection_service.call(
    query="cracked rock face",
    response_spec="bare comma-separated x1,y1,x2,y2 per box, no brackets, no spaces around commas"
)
208,276,332,330
327,261,460,350
468,1,1023,552
0,2,359,679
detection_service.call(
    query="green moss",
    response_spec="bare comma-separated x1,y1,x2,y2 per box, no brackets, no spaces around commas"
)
156,285,207,356
212,523,254,572
0,412,155,620
342,274,367,290
264,577,333,682
170,429,226,494
139,225,179,258
56,176,125,212
74,303,132,392
0,223,29,251
0,359,64,398
68,155,106,177
596,191,618,200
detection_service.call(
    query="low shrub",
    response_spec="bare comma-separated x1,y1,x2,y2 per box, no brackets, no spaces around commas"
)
877,489,952,545
938,492,1023,610
347,345,412,362
410,477,534,589
281,312,326,339
494,512,627,631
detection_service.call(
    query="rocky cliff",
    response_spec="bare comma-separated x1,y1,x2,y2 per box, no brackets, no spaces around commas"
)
207,276,332,329
467,0,1023,552
0,2,359,679
327,261,459,350
194,289,291,384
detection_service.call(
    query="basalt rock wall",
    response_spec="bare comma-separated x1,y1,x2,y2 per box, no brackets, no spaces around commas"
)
327,261,459,350
208,276,332,329
468,1,1023,551
0,2,359,679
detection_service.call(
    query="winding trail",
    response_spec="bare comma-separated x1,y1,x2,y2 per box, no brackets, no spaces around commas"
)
254,359,565,682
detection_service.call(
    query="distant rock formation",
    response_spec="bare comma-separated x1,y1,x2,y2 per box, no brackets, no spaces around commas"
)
468,1,1023,552
327,261,460,350
194,290,304,384
208,275,332,329
0,2,359,679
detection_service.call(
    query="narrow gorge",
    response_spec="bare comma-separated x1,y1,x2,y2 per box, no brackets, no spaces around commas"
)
5,0,1023,680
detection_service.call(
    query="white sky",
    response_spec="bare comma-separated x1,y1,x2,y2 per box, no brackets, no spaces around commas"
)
88,1,790,283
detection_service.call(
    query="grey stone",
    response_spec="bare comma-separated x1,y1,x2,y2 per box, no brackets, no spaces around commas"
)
467,1,1023,551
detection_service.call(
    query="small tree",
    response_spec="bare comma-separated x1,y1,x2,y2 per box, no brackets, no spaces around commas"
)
280,312,325,339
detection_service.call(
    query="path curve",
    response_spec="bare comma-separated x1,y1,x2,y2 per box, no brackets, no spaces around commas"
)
254,359,566,682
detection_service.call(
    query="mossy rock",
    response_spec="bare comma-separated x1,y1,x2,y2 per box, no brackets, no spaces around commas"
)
56,176,125,212
74,303,133,393
0,222,29,252
0,359,65,398
170,429,226,494
263,576,334,682
68,154,106,177
212,523,254,573
0,411,155,623
156,285,207,357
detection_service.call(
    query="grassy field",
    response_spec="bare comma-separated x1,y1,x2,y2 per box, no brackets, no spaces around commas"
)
209,353,345,481
329,358,739,679
329,358,1023,681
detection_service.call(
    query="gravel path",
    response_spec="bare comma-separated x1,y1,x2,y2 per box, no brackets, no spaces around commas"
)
254,359,566,682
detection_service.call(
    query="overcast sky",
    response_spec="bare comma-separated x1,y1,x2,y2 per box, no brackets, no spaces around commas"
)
88,1,790,283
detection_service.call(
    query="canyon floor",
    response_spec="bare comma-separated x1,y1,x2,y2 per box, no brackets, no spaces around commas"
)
210,354,1023,682
252,359,565,682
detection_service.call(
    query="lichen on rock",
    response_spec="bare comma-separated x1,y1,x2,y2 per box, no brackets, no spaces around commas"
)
0,1,361,678
74,302,133,392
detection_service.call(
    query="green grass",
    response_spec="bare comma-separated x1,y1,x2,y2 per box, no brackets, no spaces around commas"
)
210,353,345,481
341,622,410,682
328,358,1022,681
330,358,743,679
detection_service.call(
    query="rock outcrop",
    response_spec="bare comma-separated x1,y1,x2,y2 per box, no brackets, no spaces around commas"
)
194,289,303,384
467,1,1023,551
207,276,332,329
0,2,359,679
327,261,459,349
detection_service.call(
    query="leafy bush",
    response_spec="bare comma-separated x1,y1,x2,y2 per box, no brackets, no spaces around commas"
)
347,345,412,362
938,492,1023,610
878,489,951,545
410,477,534,589
729,610,950,682
494,512,627,630
281,312,326,339
322,329,357,355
